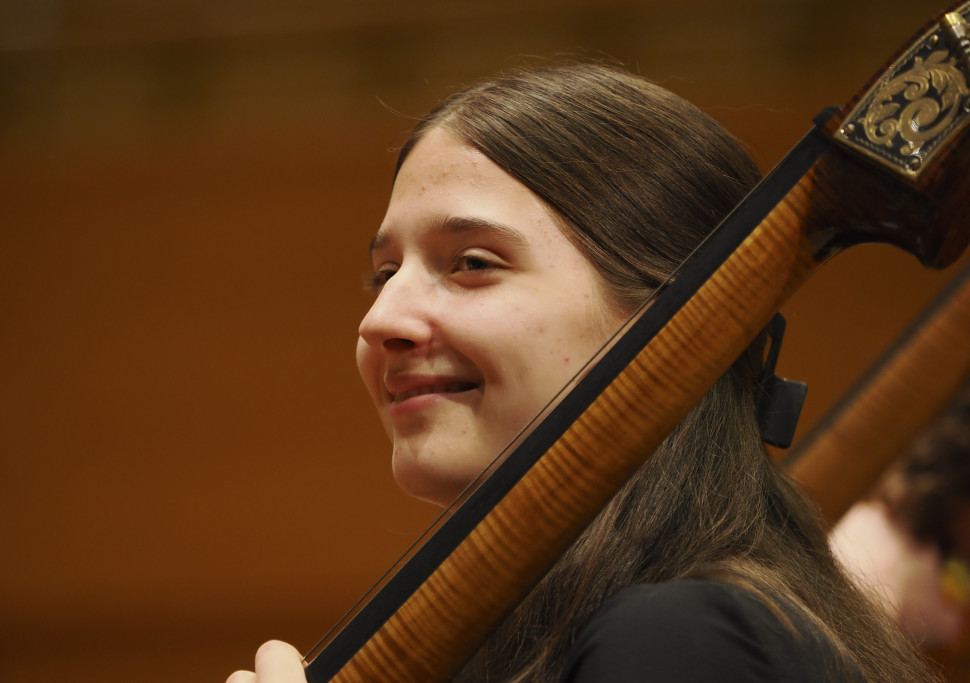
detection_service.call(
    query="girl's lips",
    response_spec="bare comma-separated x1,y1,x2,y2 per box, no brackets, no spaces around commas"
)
387,381,480,417
391,381,479,402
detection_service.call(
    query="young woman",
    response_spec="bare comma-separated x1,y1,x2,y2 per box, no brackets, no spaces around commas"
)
228,63,939,682
833,381,970,649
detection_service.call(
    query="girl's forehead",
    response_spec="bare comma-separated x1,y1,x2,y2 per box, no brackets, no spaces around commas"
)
382,129,546,233
393,129,492,193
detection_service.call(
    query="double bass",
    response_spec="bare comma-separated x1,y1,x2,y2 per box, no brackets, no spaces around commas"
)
305,4,970,680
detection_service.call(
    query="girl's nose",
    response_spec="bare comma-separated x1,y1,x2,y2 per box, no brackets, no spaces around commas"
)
357,268,434,353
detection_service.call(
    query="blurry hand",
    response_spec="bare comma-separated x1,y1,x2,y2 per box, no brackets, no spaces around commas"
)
226,640,307,683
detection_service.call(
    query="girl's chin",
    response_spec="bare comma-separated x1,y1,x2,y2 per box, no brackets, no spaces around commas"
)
391,447,489,508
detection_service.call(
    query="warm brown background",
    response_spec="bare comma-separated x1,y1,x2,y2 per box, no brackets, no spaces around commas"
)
2,1,968,681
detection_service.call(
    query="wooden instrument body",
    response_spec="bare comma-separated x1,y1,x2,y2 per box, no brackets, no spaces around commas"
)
787,263,970,526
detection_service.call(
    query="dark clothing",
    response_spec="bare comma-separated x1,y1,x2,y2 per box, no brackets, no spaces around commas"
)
562,579,854,682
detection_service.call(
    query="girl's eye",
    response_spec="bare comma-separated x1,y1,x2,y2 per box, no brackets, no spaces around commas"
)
366,268,396,291
455,254,496,272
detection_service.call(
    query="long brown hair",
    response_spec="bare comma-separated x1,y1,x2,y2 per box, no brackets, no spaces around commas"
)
395,62,938,682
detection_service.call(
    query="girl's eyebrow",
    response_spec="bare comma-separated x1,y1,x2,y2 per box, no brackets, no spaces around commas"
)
369,216,528,256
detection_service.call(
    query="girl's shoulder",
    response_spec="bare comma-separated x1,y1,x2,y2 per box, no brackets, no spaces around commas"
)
561,578,853,682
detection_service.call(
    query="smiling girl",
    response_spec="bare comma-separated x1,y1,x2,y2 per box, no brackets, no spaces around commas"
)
229,63,938,682
358,126,626,507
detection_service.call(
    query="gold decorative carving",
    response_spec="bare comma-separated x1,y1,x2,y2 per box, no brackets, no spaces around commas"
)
862,50,969,157
833,3,970,180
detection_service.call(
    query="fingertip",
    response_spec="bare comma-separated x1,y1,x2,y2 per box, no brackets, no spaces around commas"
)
255,639,303,661
253,639,308,680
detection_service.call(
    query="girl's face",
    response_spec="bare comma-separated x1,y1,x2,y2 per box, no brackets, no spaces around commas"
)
356,127,626,507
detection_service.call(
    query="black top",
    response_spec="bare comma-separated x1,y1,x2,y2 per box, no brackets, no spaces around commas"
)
562,579,855,682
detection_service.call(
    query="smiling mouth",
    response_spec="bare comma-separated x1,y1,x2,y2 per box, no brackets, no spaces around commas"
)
392,381,479,402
